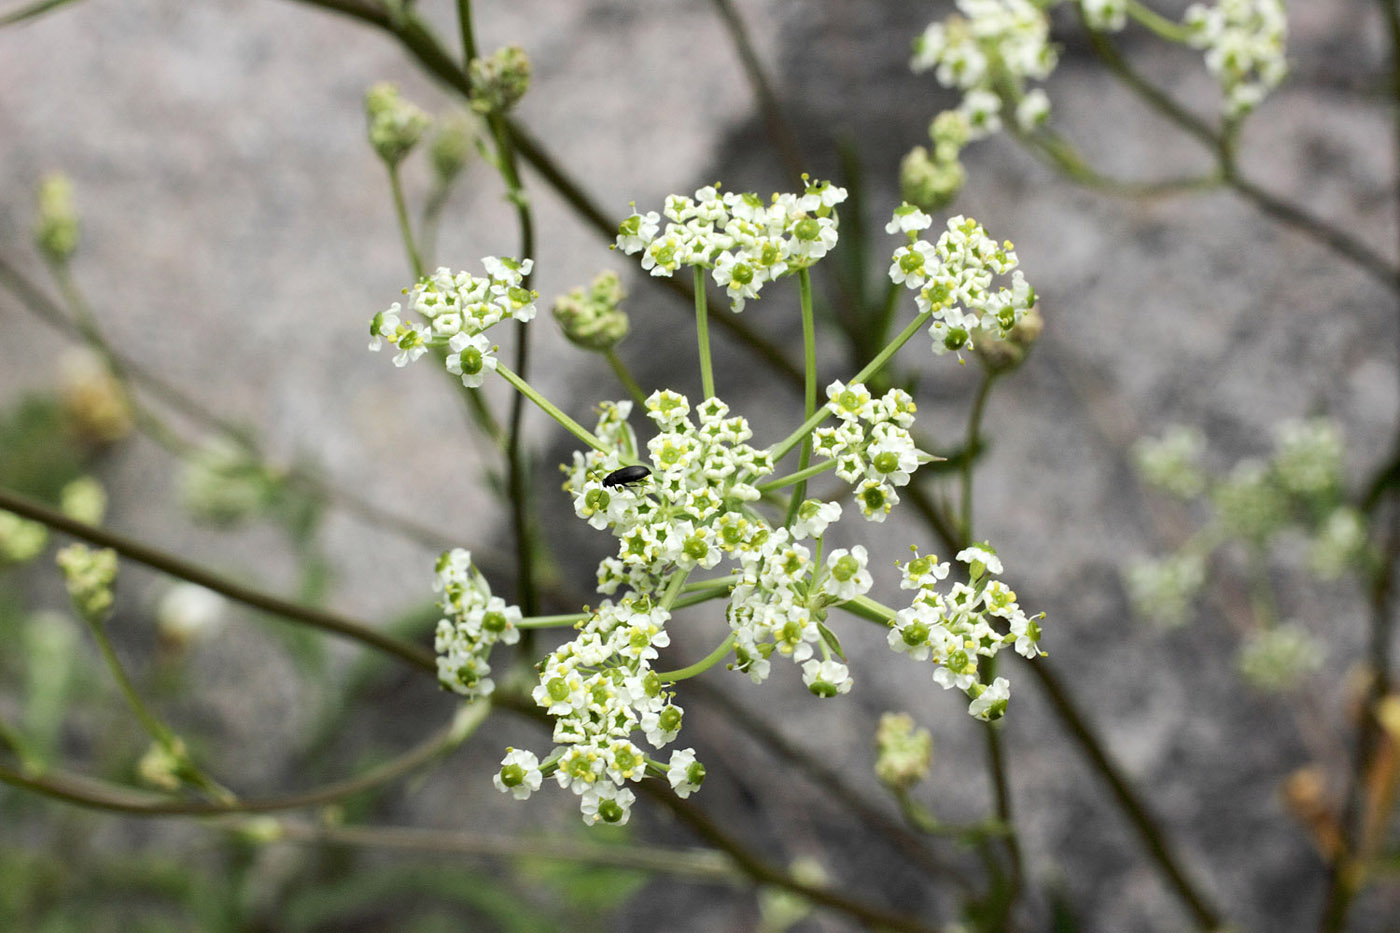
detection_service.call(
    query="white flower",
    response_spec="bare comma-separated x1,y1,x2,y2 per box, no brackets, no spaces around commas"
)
666,748,706,798
790,499,842,540
968,677,1010,721
956,543,1003,576
494,748,543,800
824,546,873,601
445,331,496,387
802,658,854,697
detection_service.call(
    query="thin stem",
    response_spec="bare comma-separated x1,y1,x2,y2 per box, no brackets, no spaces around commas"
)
659,567,693,611
1125,0,1192,43
960,372,997,545
1023,657,1224,928
604,347,648,406
757,458,836,494
655,633,736,682
1080,19,1400,294
387,163,425,279
454,0,477,64
275,818,741,882
784,269,818,526
694,265,715,400
768,308,932,464
494,361,607,453
516,613,588,629
0,706,483,815
0,0,83,27
78,612,232,801
0,487,436,674
707,0,805,187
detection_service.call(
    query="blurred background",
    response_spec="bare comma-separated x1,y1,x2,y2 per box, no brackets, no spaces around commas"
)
1,0,1396,929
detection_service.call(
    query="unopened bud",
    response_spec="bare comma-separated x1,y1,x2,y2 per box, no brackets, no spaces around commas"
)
365,82,431,166
35,173,80,264
552,270,630,351
469,45,531,115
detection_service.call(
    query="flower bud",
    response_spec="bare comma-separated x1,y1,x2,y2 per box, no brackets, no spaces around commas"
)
900,145,964,214
365,82,431,166
35,173,80,264
55,543,118,622
552,270,630,351
430,112,478,184
874,711,933,790
60,476,107,526
469,44,531,115
59,348,134,444
974,302,1043,373
0,511,48,564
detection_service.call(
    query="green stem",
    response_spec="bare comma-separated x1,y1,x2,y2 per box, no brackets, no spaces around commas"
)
839,594,897,625
656,633,736,682
757,459,836,494
659,567,693,611
454,0,477,63
0,487,436,674
494,362,607,453
387,163,425,279
785,269,818,526
517,613,588,629
694,265,715,400
605,346,648,406
1125,0,1192,42
707,0,805,186
79,613,233,802
0,707,483,815
768,308,933,464
961,372,997,545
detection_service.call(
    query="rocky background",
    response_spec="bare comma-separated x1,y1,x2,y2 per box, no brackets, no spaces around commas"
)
1,0,1396,929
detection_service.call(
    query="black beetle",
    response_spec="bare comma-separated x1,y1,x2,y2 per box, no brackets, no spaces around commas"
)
602,465,652,489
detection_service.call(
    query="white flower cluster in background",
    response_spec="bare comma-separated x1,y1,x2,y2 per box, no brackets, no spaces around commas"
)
615,178,847,312
887,206,1036,356
1184,0,1288,117
369,257,538,384
1128,417,1363,690
888,544,1045,720
910,0,1057,139
433,548,522,700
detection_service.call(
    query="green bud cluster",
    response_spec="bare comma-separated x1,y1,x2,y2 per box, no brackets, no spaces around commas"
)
552,270,630,351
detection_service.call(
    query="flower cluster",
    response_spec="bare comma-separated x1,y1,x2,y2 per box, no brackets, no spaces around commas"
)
910,0,1057,139
814,381,928,521
1237,621,1322,693
564,393,775,597
900,110,972,213
55,543,118,622
552,269,630,352
887,207,1036,356
615,178,848,312
433,548,523,700
500,594,703,825
1129,418,1363,689
887,543,1045,720
1132,425,1207,500
369,258,538,385
1184,0,1287,117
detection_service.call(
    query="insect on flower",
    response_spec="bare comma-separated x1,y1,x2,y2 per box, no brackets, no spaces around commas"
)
602,465,652,489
